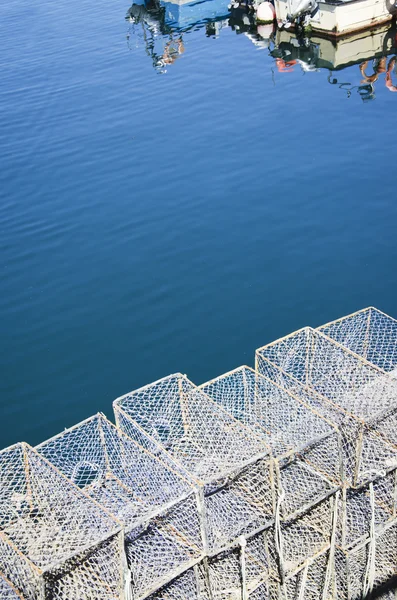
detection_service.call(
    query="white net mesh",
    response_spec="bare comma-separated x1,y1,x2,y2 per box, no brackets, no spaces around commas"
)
332,519,397,599
278,547,330,600
335,471,397,549
146,567,206,599
255,327,397,487
199,366,341,501
113,373,275,554
318,308,397,375
377,591,397,600
46,535,124,600
0,443,124,600
243,545,332,599
36,413,203,599
0,574,24,599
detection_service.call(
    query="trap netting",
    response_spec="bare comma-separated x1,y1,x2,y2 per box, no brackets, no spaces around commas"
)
0,442,125,600
270,545,331,600
331,517,397,600
114,373,275,555
199,366,342,502
249,513,397,600
0,574,24,599
148,500,333,600
198,497,333,600
377,592,397,600
255,327,397,487
318,307,397,375
146,567,207,600
36,413,204,600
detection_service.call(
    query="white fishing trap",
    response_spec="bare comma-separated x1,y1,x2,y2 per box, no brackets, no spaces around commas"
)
255,326,397,487
36,413,204,600
2,306,397,600
0,443,125,600
198,366,343,591
113,372,339,598
197,366,397,578
113,374,276,556
318,307,397,375
199,366,342,503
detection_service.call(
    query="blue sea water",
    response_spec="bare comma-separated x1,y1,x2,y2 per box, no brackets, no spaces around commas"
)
1,0,397,449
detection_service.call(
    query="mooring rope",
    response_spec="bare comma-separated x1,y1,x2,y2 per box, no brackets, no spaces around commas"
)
322,489,340,600
363,482,376,597
275,486,286,585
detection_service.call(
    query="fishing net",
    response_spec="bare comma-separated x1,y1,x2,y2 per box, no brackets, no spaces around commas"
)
114,373,276,555
255,327,397,487
318,307,397,375
0,443,124,600
36,413,203,599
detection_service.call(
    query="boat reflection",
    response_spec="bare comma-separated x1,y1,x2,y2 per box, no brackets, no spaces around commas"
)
126,0,230,72
126,0,397,97
270,23,397,98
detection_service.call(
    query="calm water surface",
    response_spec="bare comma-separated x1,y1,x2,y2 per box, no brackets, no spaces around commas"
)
1,0,397,448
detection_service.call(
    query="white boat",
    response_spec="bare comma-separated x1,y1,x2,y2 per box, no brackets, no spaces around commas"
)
272,0,397,37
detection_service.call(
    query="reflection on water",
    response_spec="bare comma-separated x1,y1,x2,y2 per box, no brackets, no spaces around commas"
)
126,0,230,72
272,25,397,99
126,0,397,99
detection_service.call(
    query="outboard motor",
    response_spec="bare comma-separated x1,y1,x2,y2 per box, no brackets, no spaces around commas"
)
281,0,318,30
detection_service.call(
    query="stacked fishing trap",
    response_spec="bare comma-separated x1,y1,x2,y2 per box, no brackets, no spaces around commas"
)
1,306,397,599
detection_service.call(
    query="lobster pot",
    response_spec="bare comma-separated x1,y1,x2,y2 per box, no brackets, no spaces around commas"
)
42,535,124,600
255,327,397,487
37,413,203,600
145,538,274,600
0,574,24,599
318,307,397,375
114,374,274,555
0,443,124,600
333,518,397,600
204,547,244,599
200,366,341,511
